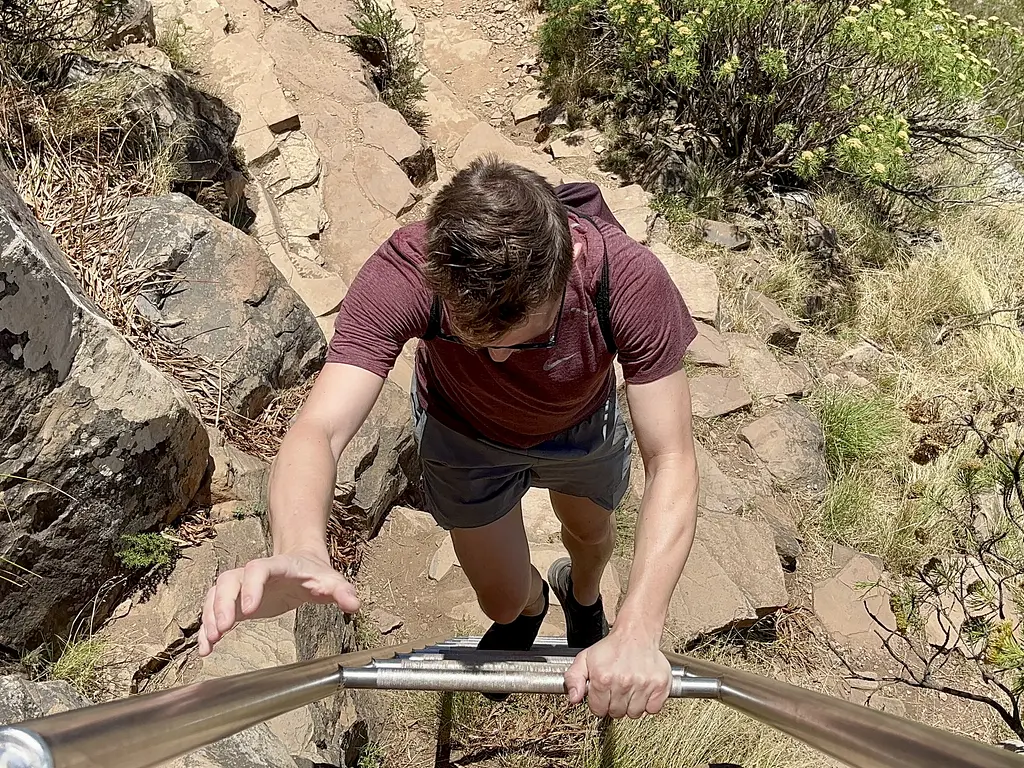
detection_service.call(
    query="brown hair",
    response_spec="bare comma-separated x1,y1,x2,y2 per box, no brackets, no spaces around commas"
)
424,155,572,344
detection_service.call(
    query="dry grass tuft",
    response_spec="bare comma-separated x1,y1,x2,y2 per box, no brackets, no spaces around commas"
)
581,699,822,768
47,636,110,698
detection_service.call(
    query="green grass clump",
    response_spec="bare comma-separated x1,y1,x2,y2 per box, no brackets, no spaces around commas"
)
346,0,427,132
115,532,177,570
814,387,903,472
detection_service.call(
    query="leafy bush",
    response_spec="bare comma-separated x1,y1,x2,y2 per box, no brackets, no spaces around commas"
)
539,0,1024,197
347,0,428,132
115,532,177,570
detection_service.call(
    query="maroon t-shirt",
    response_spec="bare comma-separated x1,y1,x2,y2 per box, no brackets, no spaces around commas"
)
327,183,696,448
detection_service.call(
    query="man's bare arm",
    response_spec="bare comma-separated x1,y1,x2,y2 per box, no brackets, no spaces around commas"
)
563,364,699,716
269,363,385,557
616,364,699,637
198,363,385,655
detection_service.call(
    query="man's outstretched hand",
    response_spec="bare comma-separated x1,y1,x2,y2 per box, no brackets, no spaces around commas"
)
563,628,672,718
197,549,360,656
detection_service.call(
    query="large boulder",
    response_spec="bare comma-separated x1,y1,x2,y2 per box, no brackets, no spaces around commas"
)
0,170,208,650
127,194,326,419
64,56,240,184
337,379,421,536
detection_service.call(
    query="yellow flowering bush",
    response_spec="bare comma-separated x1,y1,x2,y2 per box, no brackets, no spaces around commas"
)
540,0,1024,195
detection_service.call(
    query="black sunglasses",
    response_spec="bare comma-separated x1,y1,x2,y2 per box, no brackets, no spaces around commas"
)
435,284,568,351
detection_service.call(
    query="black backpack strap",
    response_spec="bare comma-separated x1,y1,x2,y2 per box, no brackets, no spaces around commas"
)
577,212,617,356
422,295,442,340
595,246,616,355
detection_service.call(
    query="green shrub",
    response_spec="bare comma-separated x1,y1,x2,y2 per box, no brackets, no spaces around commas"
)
814,386,902,471
539,0,1024,196
347,0,427,132
115,532,177,570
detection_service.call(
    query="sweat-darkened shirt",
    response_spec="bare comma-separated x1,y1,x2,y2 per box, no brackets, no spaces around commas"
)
327,183,697,449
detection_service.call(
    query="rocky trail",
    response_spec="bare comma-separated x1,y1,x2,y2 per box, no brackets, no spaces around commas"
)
0,0,1011,764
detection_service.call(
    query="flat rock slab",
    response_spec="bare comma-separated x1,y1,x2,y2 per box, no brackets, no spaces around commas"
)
813,555,896,655
633,511,788,644
298,0,357,35
358,101,422,165
689,375,753,419
649,242,721,327
740,403,826,492
700,218,750,250
453,121,562,186
352,145,417,216
686,321,730,367
549,134,591,159
602,184,652,244
512,90,548,123
421,72,478,150
260,20,372,106
632,438,748,514
725,332,805,399
207,31,298,162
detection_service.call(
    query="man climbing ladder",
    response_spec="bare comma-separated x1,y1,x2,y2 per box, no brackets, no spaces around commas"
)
197,156,701,720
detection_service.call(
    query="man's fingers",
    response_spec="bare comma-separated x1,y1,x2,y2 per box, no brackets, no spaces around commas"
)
213,569,243,633
330,577,361,613
587,669,613,717
605,676,630,719
564,652,589,705
626,687,650,720
648,680,670,715
240,560,271,616
198,585,219,656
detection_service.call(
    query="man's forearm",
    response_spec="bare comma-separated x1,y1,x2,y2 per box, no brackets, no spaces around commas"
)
269,420,340,558
615,453,699,638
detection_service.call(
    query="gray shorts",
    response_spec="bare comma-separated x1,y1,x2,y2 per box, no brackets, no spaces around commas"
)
411,390,634,530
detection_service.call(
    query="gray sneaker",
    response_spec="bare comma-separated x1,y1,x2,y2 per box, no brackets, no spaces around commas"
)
547,557,609,649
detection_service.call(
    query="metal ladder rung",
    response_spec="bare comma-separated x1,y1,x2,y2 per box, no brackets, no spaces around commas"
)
340,637,721,698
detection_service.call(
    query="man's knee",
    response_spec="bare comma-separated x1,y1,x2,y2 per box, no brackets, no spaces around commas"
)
562,511,614,547
477,585,531,624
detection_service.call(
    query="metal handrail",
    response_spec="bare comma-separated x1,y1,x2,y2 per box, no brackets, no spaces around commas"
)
0,637,1020,768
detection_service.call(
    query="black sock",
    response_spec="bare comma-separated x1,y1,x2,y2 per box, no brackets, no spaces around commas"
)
478,581,550,652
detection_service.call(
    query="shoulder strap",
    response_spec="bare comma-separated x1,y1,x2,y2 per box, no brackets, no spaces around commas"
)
577,213,617,356
595,245,616,355
422,295,442,340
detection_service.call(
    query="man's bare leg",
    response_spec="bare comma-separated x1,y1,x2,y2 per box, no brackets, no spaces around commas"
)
548,491,615,606
450,503,545,623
